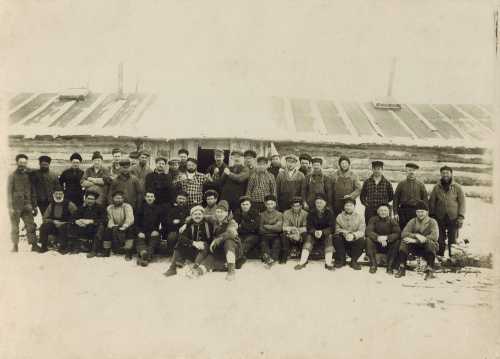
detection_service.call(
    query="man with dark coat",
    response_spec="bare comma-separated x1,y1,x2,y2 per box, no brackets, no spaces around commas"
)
219,150,250,212
168,157,186,185
267,154,282,179
145,156,175,206
130,150,153,194
163,191,190,254
232,196,260,264
429,165,466,257
72,190,105,257
31,155,59,215
330,155,361,216
365,203,401,274
59,152,85,207
205,148,228,193
360,160,394,224
299,153,312,177
244,149,258,177
108,148,122,180
107,159,142,211
81,151,110,207
135,191,162,266
393,163,428,230
259,194,283,267
8,154,38,252
303,157,332,210
275,154,306,211
178,148,189,174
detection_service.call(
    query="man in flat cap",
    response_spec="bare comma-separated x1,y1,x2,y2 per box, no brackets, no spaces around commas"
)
219,150,250,212
31,155,59,215
134,190,162,266
267,154,283,179
429,165,466,257
259,194,283,267
205,148,228,194
246,156,277,213
59,152,84,207
72,190,106,257
276,154,306,211
130,150,153,193
299,153,312,177
244,149,257,176
360,160,394,224
365,203,401,274
397,200,439,279
177,158,209,208
81,151,110,207
232,195,261,266
107,159,142,211
330,155,361,217
145,156,176,207
393,162,428,230
8,154,38,252
108,148,122,180
177,149,189,174
103,190,135,259
281,196,308,264
303,157,332,210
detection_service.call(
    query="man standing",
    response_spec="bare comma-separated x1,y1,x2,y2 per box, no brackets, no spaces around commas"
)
275,154,306,211
109,148,122,180
396,200,439,279
295,193,335,271
219,150,250,212
281,196,308,264
244,149,257,176
333,198,366,270
429,166,466,257
298,153,312,177
267,154,282,179
246,156,277,213
103,190,135,260
203,190,219,222
107,159,142,211
130,150,153,192
259,194,283,267
81,151,110,207
168,157,186,185
177,158,209,208
72,190,105,257
8,154,38,252
393,163,428,230
145,156,175,207
303,157,332,210
59,152,85,207
178,148,189,174
31,155,59,215
360,161,394,224
135,191,162,266
205,148,227,193
365,203,401,274
330,156,361,216
232,196,261,264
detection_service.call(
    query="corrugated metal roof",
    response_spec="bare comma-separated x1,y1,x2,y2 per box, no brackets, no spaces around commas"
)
7,92,494,148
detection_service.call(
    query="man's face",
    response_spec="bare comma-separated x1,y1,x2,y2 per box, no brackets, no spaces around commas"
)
92,158,102,168
300,159,310,169
39,161,50,171
169,162,179,171
315,199,326,211
271,156,281,166
120,165,130,174
286,159,296,170
156,160,166,172
291,202,302,212
232,155,242,166
71,159,81,169
192,210,204,223
416,209,428,220
377,206,389,218
179,153,188,162
240,200,251,212
186,161,197,173
344,202,355,214
257,162,267,172
265,200,276,211
372,166,383,176
17,158,27,170
112,152,121,164
113,194,124,205
215,208,228,222
244,156,255,168
85,195,97,206
406,167,416,180
214,153,224,164
340,160,350,171
206,196,217,207
53,191,64,203
176,195,187,206
441,170,452,182
139,154,148,165
312,162,322,173
145,193,155,205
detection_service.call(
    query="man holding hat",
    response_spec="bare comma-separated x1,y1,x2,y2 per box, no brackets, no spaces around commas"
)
303,157,332,210
220,150,250,212
177,158,209,208
59,152,85,207
393,163,428,230
246,156,277,213
365,203,401,274
31,155,59,215
268,154,283,179
244,149,257,176
295,193,336,270
397,200,439,279
259,194,283,267
429,165,466,257
72,190,105,257
103,190,136,259
107,159,142,211
281,196,308,264
81,151,110,207
360,160,394,224
330,155,361,217
8,154,38,252
205,148,228,193
299,153,312,177
130,150,153,192
333,197,366,270
276,154,306,211
135,191,162,266
232,195,261,263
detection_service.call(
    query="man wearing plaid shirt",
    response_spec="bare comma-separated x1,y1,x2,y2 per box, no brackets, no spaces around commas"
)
360,161,394,224
177,158,209,208
246,156,277,213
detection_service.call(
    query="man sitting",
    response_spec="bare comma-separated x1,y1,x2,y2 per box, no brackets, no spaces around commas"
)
38,184,78,254
103,191,135,260
333,198,365,270
71,190,105,257
365,203,401,274
281,196,308,264
135,191,162,266
232,196,260,266
163,191,190,255
295,193,335,271
164,206,213,277
396,200,439,280
259,194,283,268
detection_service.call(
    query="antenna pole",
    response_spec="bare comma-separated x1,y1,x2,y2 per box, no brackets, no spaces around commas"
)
387,57,397,97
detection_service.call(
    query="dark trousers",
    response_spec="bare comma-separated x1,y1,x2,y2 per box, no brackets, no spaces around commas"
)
38,201,50,217
72,223,104,252
333,233,365,263
200,238,241,271
165,231,179,256
364,207,378,225
281,232,308,260
398,241,436,267
10,206,37,245
398,206,416,230
39,222,71,250
240,234,261,256
303,233,333,252
437,216,458,256
136,231,161,260
365,238,400,269
260,233,282,260
103,226,136,252
170,243,209,268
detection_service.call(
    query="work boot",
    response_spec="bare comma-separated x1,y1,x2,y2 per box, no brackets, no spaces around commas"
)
11,243,19,253
369,266,377,274
395,265,406,278
58,247,68,255
39,246,48,253
350,260,361,270
31,244,40,252
324,263,335,271
163,266,177,277
334,260,345,268
386,267,394,275
98,248,111,257
87,251,97,258
294,262,308,270
124,249,133,261
424,268,435,280
226,263,236,281
262,254,274,269
235,256,247,269
186,265,203,279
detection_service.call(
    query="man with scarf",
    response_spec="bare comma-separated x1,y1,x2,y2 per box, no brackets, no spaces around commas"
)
204,148,227,193
360,161,394,224
275,154,306,211
177,158,209,208
107,159,142,211
330,156,361,216
429,166,465,257
246,156,277,213
72,190,105,257
393,163,428,230
103,190,135,259
219,150,250,212
303,157,332,210
81,151,110,207
38,184,78,254
59,152,85,207
8,154,38,252
31,155,59,215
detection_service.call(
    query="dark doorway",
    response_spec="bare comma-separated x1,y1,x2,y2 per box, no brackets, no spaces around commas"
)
197,147,230,173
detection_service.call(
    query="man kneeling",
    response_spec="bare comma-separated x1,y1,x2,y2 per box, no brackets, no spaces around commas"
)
396,200,439,280
365,203,401,274
135,191,161,266
333,198,365,270
103,191,135,259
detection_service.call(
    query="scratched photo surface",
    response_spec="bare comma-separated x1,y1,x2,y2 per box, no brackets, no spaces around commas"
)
0,1,499,358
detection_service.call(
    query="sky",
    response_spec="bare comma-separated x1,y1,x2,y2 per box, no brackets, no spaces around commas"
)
1,0,498,103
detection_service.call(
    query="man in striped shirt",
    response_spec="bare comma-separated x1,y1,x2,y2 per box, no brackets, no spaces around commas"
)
360,161,394,224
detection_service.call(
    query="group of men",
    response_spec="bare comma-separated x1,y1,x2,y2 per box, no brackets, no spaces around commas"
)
8,147,466,281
